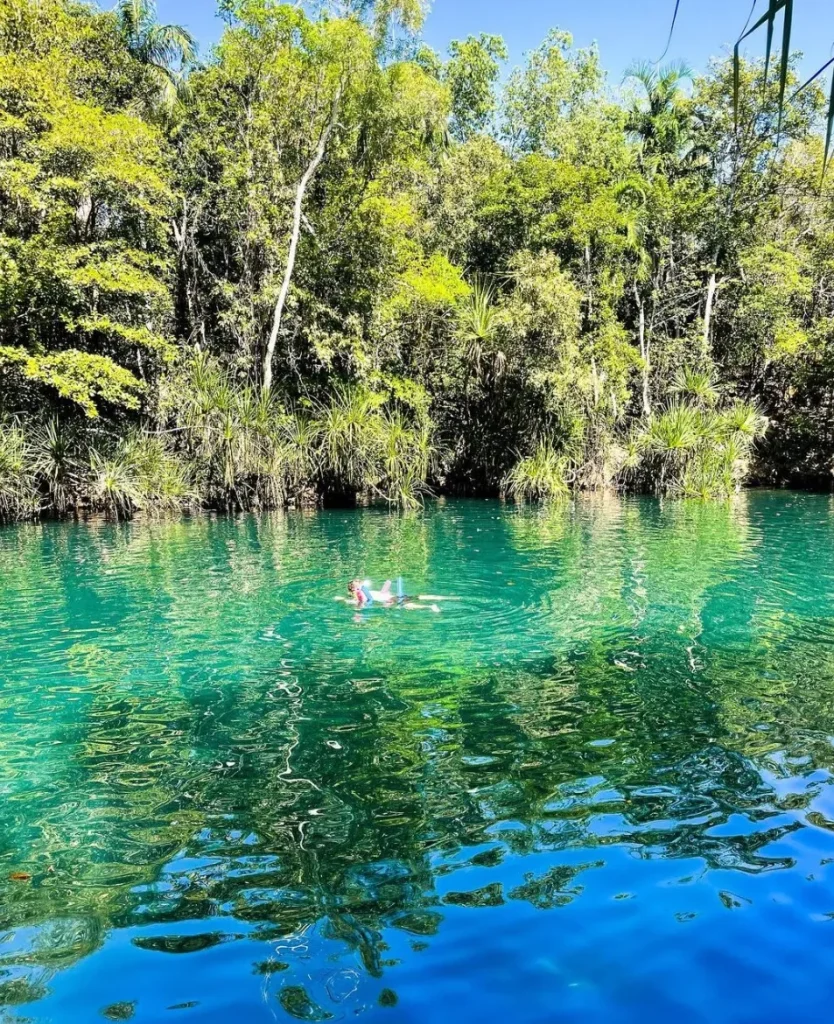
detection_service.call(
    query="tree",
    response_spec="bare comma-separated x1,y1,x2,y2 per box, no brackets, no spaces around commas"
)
115,0,195,108
0,0,174,419
502,30,606,161
5,0,834,515
624,60,693,166
178,0,448,395
444,34,508,142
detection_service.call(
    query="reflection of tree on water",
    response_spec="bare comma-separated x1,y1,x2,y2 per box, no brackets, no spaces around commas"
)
505,493,756,654
5,626,834,1011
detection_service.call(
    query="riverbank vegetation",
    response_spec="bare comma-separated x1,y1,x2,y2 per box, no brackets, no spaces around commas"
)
0,0,831,515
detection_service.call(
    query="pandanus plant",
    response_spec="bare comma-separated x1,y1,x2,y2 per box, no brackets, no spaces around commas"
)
0,421,36,518
457,279,506,382
504,442,572,502
669,367,722,408
31,418,80,513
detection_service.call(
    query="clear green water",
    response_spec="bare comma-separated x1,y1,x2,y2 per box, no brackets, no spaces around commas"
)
2,494,834,1022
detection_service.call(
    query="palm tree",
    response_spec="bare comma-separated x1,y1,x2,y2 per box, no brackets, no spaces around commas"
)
624,60,693,165
115,0,195,108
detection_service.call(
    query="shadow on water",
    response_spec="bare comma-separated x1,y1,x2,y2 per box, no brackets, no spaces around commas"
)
2,495,834,1020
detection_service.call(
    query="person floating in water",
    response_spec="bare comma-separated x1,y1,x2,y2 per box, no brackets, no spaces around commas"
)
349,578,394,607
336,578,453,613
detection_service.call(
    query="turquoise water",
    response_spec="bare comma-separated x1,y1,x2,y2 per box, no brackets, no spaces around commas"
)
2,494,834,1021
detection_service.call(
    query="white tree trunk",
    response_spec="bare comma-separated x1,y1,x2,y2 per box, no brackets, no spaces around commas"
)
703,270,717,353
591,353,600,407
634,282,651,419
262,84,343,393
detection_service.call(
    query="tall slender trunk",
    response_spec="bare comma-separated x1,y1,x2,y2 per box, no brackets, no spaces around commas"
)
585,242,599,407
634,282,651,419
591,354,600,407
262,84,343,393
172,203,195,340
703,269,717,354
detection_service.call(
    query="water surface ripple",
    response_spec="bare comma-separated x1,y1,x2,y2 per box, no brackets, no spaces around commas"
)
2,494,834,1021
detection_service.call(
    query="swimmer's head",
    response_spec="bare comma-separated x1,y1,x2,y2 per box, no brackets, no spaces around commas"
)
348,579,362,595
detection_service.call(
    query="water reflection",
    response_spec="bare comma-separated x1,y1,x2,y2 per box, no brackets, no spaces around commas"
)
1,496,834,1020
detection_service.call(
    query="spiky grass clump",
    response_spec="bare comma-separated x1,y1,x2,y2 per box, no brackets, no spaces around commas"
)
457,279,505,381
31,418,81,513
504,443,571,502
120,434,195,511
164,357,437,510
640,398,767,498
316,387,436,508
87,433,195,518
88,449,143,517
0,421,37,519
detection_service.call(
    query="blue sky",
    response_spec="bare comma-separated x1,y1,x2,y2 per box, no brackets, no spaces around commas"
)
156,0,834,84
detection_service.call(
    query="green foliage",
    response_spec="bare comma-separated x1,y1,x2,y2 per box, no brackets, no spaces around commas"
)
82,430,192,517
456,278,503,379
31,417,80,512
88,447,144,517
639,396,768,498
0,421,36,518
157,355,433,509
118,433,195,510
0,347,144,417
315,385,435,507
669,367,721,408
0,0,174,424
502,30,608,162
624,61,693,164
115,0,195,108
444,34,507,141
504,443,571,502
317,386,387,492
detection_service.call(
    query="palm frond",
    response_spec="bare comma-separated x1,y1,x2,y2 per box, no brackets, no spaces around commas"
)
115,0,195,109
144,22,196,67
